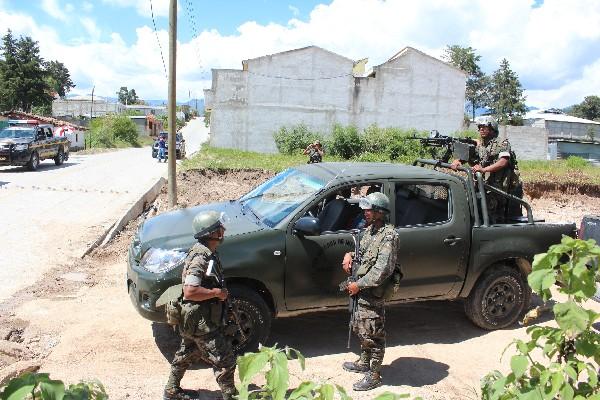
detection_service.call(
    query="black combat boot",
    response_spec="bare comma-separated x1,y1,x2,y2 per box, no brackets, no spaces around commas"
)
342,351,371,373
163,387,194,400
352,371,382,391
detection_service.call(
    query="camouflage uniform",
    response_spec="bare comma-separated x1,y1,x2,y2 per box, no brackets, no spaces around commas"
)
477,137,523,223
351,224,400,379
307,147,322,163
165,243,236,400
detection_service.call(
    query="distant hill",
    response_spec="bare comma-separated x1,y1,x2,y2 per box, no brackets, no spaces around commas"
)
145,98,204,113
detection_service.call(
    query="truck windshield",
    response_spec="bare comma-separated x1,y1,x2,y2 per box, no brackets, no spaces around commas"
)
0,128,35,139
239,168,325,227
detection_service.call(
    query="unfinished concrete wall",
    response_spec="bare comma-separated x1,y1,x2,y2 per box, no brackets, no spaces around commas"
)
52,99,124,118
498,126,548,160
207,46,466,153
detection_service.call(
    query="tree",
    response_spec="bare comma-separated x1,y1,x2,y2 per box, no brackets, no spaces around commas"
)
488,59,527,125
44,60,75,98
442,45,491,121
569,95,600,121
117,86,141,105
0,30,72,113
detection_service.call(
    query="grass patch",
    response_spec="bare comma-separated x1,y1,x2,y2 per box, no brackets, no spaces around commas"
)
183,145,600,186
519,158,600,185
182,145,344,172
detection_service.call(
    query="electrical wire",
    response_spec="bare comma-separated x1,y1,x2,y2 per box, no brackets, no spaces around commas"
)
149,0,168,80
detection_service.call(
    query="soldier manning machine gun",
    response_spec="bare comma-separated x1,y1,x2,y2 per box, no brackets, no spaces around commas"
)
410,130,479,164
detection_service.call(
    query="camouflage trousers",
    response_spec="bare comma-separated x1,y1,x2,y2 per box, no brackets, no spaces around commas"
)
165,330,236,397
352,302,386,373
486,184,523,224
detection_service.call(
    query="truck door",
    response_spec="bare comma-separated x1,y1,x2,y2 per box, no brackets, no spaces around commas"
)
284,181,388,311
390,179,470,300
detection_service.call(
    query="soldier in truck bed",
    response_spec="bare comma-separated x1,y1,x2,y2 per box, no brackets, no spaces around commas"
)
451,122,523,223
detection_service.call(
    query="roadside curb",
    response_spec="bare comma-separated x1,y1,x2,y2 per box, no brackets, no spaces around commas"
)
81,176,166,258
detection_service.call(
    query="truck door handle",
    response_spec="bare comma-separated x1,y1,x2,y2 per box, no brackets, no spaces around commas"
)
443,236,462,246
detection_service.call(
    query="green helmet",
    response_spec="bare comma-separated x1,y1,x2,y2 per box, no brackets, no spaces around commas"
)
359,192,390,213
477,122,499,135
192,210,227,240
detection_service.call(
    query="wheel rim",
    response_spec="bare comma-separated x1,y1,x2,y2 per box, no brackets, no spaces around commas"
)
230,306,254,350
483,279,518,319
32,153,39,167
58,151,63,163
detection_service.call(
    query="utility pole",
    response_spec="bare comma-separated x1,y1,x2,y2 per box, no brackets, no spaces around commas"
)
90,85,94,148
167,0,177,207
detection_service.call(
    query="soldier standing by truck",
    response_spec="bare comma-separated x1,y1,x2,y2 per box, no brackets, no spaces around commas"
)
163,211,237,400
340,192,401,391
451,122,523,223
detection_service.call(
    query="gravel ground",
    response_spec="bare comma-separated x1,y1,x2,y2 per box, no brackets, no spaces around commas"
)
1,169,599,400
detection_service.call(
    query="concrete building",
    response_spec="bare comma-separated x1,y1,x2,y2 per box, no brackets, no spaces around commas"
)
129,114,163,137
204,45,466,153
524,109,600,140
52,95,125,118
125,104,166,117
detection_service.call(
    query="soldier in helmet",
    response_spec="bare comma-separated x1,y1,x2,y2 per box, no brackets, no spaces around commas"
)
451,122,523,223
164,210,237,400
340,192,401,391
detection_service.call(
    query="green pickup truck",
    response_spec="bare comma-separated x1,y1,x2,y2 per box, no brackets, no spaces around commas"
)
127,160,576,351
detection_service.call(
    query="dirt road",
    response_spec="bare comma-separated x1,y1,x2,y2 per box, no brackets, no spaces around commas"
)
1,169,599,400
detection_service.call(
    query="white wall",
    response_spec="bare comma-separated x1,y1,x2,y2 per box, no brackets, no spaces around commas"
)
207,46,466,153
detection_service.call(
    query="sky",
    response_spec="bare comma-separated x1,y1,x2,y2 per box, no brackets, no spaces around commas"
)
0,0,599,109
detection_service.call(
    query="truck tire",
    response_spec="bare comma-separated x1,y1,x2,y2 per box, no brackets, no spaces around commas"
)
27,151,40,171
54,147,65,166
229,286,272,354
464,264,530,330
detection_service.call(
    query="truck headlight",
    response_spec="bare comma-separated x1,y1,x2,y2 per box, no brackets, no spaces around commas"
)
14,144,28,151
139,248,186,273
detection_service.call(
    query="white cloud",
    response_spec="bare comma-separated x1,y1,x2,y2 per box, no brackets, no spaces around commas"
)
80,17,101,41
81,1,93,12
288,5,300,17
1,0,599,107
41,0,67,21
65,3,74,13
100,0,169,18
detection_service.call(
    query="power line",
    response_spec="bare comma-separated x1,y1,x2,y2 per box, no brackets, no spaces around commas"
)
149,0,168,79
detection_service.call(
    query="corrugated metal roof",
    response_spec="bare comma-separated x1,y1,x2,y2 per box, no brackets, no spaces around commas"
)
525,110,600,125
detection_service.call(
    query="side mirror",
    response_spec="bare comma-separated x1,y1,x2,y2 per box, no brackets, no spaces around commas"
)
294,217,320,236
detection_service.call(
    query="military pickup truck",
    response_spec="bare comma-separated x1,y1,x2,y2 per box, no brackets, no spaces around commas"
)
0,120,69,170
127,160,576,351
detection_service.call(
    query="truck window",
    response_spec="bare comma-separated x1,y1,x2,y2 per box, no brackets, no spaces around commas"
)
304,183,383,232
395,184,450,227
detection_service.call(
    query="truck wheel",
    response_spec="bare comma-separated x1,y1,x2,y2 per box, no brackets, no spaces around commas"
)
28,151,40,171
464,265,530,330
54,147,65,165
229,286,272,354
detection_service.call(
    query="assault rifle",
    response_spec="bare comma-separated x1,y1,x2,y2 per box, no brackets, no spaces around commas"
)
409,130,479,163
211,259,248,342
338,229,361,349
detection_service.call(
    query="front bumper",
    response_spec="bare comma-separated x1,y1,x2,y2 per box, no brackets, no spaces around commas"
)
0,150,30,166
126,243,181,322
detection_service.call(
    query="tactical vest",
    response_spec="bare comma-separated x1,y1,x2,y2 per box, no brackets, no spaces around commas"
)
179,250,226,337
479,138,522,195
356,225,402,300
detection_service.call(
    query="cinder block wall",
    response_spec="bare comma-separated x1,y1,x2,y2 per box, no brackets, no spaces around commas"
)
499,126,548,160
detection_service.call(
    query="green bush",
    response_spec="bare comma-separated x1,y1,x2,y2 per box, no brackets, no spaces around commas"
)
89,114,139,148
328,124,362,159
481,236,600,400
273,124,322,155
0,372,107,399
565,155,590,169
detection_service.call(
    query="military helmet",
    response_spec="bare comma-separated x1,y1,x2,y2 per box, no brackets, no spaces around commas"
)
359,192,390,214
477,121,499,134
192,210,228,240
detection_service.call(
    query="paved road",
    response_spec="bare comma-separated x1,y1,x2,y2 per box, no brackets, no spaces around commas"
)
0,118,208,302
